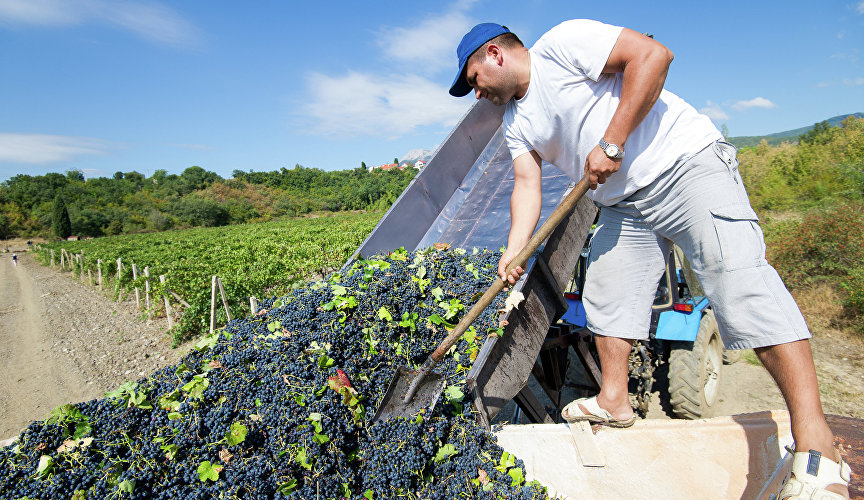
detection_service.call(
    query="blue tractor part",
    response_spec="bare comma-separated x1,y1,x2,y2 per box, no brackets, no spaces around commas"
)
555,241,730,419
654,296,709,341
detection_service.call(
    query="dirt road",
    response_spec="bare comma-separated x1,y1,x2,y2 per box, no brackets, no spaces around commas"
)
0,253,190,438
0,253,91,437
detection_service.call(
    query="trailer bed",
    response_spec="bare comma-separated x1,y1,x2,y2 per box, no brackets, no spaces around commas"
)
345,99,597,424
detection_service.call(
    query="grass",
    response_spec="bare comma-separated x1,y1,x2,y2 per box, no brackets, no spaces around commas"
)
741,349,762,367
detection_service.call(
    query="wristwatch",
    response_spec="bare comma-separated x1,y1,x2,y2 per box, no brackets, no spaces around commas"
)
599,138,624,159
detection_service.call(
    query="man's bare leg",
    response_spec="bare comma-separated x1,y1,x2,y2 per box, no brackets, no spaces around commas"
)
585,334,635,420
755,339,849,498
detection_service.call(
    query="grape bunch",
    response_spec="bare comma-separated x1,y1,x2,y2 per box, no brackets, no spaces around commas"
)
0,246,548,499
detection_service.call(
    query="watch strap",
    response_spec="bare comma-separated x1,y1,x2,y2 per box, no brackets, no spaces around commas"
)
599,138,624,159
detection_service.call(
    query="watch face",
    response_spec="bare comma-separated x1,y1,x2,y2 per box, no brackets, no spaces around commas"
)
606,144,620,157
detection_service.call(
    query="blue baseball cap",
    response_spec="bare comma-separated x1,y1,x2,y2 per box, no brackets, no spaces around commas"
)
449,23,510,97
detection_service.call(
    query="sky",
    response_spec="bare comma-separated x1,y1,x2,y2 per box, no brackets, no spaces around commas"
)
1,1,863,183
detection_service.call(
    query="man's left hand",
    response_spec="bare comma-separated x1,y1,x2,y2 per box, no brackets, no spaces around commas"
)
584,145,622,190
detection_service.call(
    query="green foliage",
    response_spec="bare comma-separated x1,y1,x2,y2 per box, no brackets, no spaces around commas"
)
433,443,458,464
739,116,864,332
37,212,381,344
196,461,222,482
739,116,864,212
105,381,154,410
766,202,864,332
729,112,864,148
169,196,229,227
225,422,247,446
798,120,833,145
46,404,91,440
0,212,9,239
51,194,72,239
0,163,416,238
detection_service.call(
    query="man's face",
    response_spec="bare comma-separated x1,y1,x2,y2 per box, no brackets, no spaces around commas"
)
465,50,513,106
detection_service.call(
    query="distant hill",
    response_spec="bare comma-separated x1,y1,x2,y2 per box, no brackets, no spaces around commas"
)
728,112,864,148
400,148,435,164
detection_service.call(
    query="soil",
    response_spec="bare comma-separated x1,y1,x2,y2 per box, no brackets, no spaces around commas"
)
0,247,193,439
1,240,863,443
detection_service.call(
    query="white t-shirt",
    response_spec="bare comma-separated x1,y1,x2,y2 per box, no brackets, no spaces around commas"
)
504,19,723,206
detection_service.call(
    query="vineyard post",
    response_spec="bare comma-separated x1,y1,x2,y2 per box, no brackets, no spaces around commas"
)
50,249,55,267
210,276,217,334
60,251,64,270
132,264,141,310
144,267,151,319
250,296,258,315
79,254,84,280
97,260,103,289
217,277,232,323
115,258,123,303
160,275,173,329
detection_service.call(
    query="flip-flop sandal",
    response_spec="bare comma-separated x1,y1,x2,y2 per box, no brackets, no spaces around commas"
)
561,396,635,428
779,447,851,499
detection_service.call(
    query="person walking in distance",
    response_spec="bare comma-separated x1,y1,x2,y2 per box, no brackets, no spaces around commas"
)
448,20,850,499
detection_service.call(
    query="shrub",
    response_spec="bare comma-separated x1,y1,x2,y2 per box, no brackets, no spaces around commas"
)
766,202,864,333
767,201,864,286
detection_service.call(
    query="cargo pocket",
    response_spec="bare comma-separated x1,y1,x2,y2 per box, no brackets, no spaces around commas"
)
709,203,766,272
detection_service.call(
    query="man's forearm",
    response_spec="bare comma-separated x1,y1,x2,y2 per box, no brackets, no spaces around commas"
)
507,179,542,253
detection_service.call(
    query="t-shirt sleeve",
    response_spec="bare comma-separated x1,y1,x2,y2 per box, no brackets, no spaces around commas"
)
540,19,623,82
503,108,532,161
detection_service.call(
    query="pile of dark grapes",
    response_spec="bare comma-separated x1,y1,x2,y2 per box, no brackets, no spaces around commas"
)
0,247,548,499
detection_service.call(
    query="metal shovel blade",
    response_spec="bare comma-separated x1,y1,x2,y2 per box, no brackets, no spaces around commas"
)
371,366,446,423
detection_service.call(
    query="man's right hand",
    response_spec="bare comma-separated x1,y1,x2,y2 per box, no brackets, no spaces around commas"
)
498,246,525,286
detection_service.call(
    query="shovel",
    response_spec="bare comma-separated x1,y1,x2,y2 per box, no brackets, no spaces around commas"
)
371,177,591,423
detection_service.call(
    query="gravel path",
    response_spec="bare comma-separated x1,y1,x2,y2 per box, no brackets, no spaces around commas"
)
0,252,192,439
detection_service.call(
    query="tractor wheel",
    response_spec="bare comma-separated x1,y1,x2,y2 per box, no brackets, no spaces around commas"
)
668,309,723,420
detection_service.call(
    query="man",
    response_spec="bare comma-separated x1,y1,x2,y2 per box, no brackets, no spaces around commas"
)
449,20,850,499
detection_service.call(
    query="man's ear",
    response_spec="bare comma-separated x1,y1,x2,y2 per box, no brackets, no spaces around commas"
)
486,44,503,65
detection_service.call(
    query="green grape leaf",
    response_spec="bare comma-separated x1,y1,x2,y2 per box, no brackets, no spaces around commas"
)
434,443,458,464
226,422,247,446
197,461,222,482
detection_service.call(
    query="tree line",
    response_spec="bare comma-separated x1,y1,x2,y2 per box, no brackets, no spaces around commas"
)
0,164,418,239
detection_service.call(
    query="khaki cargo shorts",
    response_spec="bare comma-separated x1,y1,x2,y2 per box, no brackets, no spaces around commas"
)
583,141,811,350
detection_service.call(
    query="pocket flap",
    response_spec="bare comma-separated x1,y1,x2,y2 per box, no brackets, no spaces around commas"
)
709,203,759,221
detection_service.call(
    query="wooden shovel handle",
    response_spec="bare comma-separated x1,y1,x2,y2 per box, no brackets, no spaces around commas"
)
430,177,590,361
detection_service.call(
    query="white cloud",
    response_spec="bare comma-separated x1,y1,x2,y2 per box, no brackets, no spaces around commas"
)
297,3,479,139
857,1,864,14
699,101,729,121
299,71,470,138
0,133,108,164
375,6,476,74
0,0,201,47
732,97,777,111
842,77,864,85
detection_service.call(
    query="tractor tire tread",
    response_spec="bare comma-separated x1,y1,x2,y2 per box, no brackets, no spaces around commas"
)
667,310,722,420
